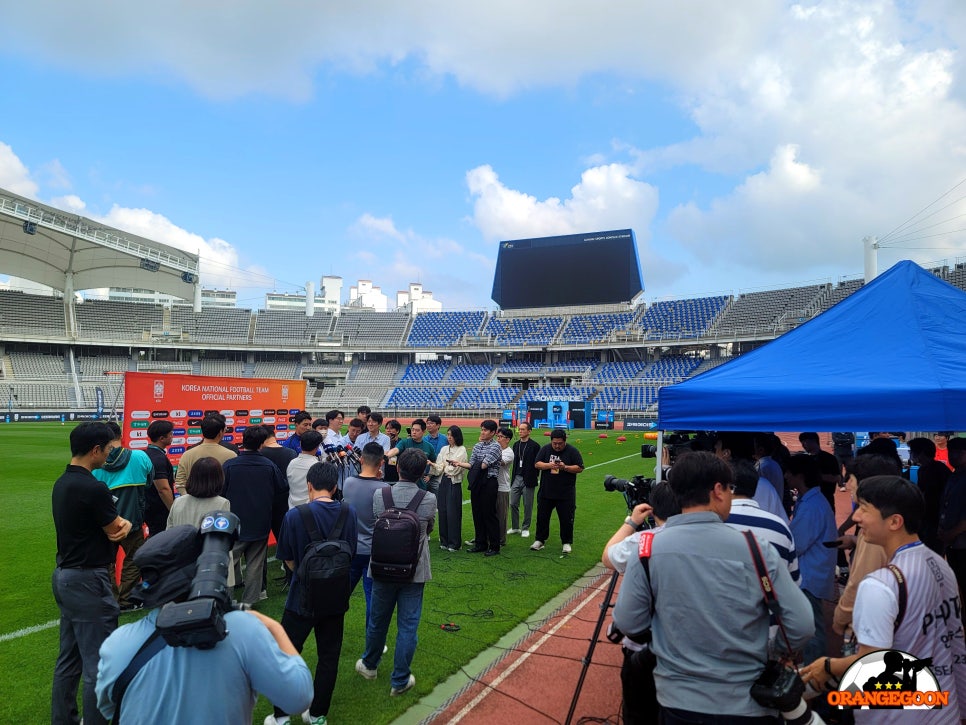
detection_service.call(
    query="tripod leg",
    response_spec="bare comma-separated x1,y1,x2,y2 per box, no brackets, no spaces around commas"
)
565,569,621,725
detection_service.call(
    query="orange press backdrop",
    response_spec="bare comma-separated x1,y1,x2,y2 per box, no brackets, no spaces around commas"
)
123,372,307,466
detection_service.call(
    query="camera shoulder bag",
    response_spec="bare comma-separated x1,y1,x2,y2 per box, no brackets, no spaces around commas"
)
110,628,167,725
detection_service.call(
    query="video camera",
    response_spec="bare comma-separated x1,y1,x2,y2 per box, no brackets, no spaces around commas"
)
155,511,240,649
603,474,655,510
640,431,715,464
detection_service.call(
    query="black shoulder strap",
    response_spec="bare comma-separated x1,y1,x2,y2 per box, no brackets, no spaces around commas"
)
744,530,780,618
382,486,394,510
405,489,427,512
887,564,908,633
329,503,348,541
297,504,322,543
111,628,167,725
299,502,348,542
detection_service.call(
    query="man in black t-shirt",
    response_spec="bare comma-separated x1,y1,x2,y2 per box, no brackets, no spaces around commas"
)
144,420,175,537
531,429,584,554
51,422,132,725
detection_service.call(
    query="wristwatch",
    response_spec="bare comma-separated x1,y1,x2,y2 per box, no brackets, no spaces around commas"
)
624,516,636,527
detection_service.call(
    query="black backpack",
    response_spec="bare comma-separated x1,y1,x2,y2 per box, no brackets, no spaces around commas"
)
295,503,353,615
370,488,426,583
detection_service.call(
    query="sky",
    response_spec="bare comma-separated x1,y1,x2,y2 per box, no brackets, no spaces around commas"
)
1,0,965,311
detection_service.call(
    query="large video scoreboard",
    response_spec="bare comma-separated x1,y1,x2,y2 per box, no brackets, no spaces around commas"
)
491,229,644,309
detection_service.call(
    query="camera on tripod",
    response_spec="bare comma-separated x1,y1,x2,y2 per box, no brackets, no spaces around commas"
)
155,510,240,650
603,474,654,510
641,431,715,464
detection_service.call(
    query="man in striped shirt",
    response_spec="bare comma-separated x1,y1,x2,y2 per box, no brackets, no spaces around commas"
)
725,461,800,585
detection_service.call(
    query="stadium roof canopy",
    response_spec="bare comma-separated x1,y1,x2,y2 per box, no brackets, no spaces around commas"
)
0,187,199,301
659,260,966,431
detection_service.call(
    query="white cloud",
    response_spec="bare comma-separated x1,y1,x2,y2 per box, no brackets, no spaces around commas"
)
49,195,86,213
97,205,271,290
0,1,777,100
652,0,966,282
466,163,660,242
0,142,39,198
351,213,408,243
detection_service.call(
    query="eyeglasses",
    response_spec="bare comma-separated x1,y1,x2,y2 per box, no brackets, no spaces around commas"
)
721,482,737,494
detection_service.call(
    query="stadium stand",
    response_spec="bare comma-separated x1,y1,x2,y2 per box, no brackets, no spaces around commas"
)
8,350,69,379
594,360,648,382
170,305,251,344
76,300,164,341
498,359,542,373
819,278,864,312
637,296,729,340
710,284,827,337
406,311,487,347
16,260,966,418
400,361,449,384
385,386,456,409
0,290,67,337
485,315,562,346
199,359,244,377
448,364,494,383
545,358,597,373
333,310,409,346
559,310,637,344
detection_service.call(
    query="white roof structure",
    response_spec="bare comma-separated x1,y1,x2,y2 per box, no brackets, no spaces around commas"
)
0,187,200,305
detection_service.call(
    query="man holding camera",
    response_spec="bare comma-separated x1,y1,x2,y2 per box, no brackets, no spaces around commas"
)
802,475,966,721
531,428,584,554
95,522,312,722
613,451,813,722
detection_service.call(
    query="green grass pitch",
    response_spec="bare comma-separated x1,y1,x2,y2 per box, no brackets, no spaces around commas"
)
0,422,654,723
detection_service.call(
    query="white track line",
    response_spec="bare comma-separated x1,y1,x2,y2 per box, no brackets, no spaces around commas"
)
0,619,59,643
446,575,608,723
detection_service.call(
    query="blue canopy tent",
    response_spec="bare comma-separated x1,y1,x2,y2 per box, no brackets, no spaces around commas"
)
658,261,966,432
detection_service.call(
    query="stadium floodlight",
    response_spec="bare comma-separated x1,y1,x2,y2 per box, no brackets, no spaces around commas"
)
22,221,36,235
181,272,196,283
139,258,161,272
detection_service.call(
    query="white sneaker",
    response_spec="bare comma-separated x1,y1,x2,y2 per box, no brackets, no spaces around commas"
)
521,529,530,538
355,658,378,680
259,590,269,601
390,674,416,696
264,716,290,725
530,541,545,551
562,543,572,554
507,528,520,535
302,712,327,725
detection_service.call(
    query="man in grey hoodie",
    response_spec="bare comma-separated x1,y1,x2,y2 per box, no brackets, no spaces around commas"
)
92,422,155,611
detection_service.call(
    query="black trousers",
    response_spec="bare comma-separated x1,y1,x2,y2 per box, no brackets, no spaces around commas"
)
274,609,345,718
535,495,576,545
621,646,659,724
470,476,500,551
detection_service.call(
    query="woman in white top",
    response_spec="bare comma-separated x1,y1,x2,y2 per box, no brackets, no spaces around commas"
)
431,425,468,551
167,456,231,528
167,457,234,585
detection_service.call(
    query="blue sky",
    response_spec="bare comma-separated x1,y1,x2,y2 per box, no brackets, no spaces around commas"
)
1,0,965,310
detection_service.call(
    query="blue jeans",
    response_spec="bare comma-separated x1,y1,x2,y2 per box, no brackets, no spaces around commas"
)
361,580,425,689
349,553,373,628
802,589,827,666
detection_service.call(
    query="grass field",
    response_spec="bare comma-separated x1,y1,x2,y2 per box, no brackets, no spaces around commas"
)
0,423,654,723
